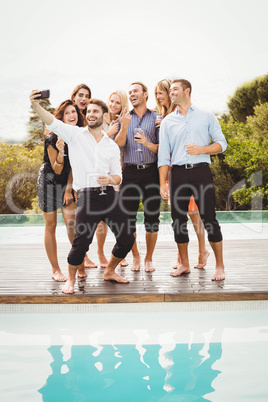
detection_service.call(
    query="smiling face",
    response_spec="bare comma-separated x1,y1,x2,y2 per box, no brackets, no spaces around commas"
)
62,105,78,125
129,84,147,108
86,104,105,129
169,82,188,105
108,93,122,115
155,86,170,109
73,88,90,111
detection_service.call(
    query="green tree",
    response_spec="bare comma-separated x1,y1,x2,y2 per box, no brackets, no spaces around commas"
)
220,117,268,210
227,73,268,123
24,99,55,149
247,102,268,147
0,143,43,214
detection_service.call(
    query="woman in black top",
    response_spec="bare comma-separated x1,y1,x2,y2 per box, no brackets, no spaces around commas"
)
37,99,85,281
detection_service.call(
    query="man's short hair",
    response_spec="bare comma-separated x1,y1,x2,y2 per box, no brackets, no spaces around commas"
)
129,81,148,100
172,79,192,95
88,99,108,114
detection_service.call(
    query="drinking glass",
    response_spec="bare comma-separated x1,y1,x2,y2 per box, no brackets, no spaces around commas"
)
134,128,143,152
98,172,107,196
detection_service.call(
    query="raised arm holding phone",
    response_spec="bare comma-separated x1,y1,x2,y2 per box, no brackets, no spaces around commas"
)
30,91,135,294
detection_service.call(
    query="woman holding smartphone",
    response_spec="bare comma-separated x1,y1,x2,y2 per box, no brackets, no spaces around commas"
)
155,79,210,269
37,99,86,281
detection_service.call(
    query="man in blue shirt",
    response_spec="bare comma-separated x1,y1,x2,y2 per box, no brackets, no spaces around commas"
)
158,79,227,281
116,82,160,272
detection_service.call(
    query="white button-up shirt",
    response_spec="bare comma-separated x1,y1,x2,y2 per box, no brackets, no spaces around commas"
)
47,117,122,191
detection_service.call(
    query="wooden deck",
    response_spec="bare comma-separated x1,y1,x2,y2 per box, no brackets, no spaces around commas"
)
0,239,267,304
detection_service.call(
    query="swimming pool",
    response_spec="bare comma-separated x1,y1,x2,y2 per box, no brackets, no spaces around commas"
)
0,301,267,401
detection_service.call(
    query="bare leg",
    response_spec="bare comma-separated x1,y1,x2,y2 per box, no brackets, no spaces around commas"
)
61,202,76,244
43,211,66,282
103,255,129,283
96,221,109,267
144,232,158,272
62,263,79,294
171,243,191,277
210,241,225,281
188,211,210,269
131,233,141,271
172,245,181,269
77,261,87,278
84,254,97,268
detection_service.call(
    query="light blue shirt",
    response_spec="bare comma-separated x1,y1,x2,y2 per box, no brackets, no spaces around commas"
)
158,105,227,167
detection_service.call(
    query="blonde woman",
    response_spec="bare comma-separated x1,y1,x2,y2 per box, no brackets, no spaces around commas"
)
155,79,210,269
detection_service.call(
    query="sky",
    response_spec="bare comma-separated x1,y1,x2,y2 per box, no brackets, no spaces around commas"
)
0,0,267,142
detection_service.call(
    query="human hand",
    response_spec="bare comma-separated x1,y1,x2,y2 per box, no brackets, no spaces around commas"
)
56,138,65,154
185,144,202,155
97,175,111,187
106,120,120,137
63,190,74,206
134,130,148,147
160,182,169,199
29,90,41,104
155,114,163,128
118,107,132,129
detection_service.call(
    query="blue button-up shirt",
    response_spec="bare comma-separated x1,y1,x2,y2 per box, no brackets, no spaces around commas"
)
158,105,227,167
123,109,159,164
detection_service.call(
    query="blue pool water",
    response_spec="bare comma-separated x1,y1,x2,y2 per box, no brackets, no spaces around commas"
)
0,302,268,401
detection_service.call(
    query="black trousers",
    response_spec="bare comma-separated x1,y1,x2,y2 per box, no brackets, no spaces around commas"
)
68,187,135,266
170,165,223,243
120,164,161,233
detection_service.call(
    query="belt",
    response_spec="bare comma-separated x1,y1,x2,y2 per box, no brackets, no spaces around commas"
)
176,162,209,170
125,162,156,170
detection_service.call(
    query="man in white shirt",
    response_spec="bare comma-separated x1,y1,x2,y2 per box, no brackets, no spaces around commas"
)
30,91,135,293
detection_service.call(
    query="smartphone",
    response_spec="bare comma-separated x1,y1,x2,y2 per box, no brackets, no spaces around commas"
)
35,90,50,100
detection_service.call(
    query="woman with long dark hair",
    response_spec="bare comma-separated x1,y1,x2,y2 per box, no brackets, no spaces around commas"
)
37,99,85,281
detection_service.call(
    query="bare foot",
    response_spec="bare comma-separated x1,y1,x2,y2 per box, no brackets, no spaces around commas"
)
62,279,75,294
84,255,97,268
52,271,67,282
211,267,225,281
98,253,109,268
103,269,129,283
172,255,181,269
170,265,191,277
144,261,155,272
194,250,210,269
77,267,87,278
131,256,141,272
120,258,128,267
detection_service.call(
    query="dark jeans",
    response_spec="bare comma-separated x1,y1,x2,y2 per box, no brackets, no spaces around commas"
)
170,165,223,243
68,187,135,266
120,164,161,233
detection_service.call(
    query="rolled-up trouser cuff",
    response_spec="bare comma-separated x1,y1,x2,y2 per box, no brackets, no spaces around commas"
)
112,234,135,259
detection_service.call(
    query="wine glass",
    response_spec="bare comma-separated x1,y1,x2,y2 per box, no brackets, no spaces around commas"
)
98,172,107,196
59,138,67,157
134,128,143,152
155,114,163,128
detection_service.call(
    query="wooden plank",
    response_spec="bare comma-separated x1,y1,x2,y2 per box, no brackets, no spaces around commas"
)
0,239,268,304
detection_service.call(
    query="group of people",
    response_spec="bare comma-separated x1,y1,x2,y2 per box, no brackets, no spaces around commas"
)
30,78,227,294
